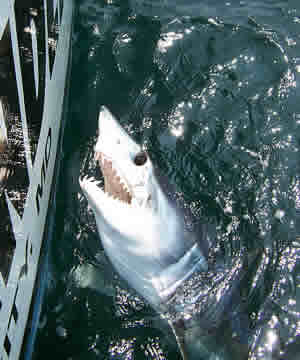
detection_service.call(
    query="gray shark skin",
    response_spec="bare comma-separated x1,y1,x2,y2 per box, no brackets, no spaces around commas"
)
79,107,250,360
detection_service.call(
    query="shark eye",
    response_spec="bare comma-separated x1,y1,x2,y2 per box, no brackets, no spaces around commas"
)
134,151,147,166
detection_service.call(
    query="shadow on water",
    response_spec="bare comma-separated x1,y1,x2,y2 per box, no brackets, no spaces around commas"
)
34,0,300,359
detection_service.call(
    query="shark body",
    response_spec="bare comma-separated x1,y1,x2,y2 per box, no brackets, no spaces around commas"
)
80,107,249,359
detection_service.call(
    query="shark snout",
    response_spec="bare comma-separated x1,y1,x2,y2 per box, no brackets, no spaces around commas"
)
95,106,137,156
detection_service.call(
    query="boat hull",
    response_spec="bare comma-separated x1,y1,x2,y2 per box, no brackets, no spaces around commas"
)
0,1,73,358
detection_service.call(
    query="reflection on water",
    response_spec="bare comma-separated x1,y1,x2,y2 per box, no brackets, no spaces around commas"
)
35,0,300,359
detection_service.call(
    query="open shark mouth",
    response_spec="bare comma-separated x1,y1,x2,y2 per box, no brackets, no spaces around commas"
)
95,151,132,205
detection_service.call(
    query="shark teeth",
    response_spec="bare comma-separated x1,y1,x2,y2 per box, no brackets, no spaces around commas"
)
95,151,131,195
79,176,102,193
81,176,101,187
80,176,135,208
97,158,132,205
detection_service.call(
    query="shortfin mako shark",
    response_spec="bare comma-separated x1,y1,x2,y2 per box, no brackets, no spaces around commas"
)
80,107,250,359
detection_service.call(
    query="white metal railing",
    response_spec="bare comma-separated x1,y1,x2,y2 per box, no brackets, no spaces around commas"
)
0,0,73,358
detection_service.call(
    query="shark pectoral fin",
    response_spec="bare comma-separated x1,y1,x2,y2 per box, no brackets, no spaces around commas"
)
169,320,189,360
170,320,214,360
170,319,249,360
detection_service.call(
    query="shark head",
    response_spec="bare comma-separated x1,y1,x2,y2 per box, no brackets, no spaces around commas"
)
80,107,207,309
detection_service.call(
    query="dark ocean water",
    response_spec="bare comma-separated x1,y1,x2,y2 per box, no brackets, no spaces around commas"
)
34,1,300,359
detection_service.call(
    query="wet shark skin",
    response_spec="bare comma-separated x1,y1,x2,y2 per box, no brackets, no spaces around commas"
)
79,107,252,360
